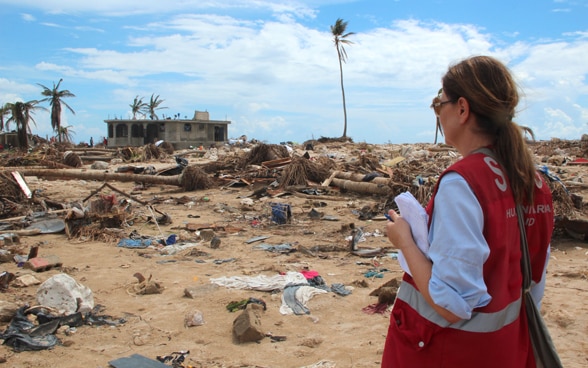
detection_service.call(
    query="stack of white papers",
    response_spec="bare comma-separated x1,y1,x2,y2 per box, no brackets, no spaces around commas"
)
393,192,430,276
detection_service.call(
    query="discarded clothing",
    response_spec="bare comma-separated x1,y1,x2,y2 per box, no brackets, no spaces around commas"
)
158,242,199,255
117,238,153,248
361,303,390,315
253,243,295,253
211,271,307,291
363,269,385,278
282,285,311,315
300,270,320,279
226,297,267,312
279,285,328,315
330,283,352,296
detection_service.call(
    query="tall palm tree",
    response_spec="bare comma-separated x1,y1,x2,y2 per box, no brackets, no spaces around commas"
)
0,103,10,131
331,18,355,139
3,100,45,150
130,95,147,119
146,94,167,120
38,78,76,142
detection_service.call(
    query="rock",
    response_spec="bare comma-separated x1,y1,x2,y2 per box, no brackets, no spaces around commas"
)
210,236,221,249
183,284,219,299
199,229,215,241
232,304,265,344
184,309,205,327
370,278,400,305
0,300,19,322
377,287,398,305
24,255,63,272
12,274,41,287
36,273,94,315
90,161,109,170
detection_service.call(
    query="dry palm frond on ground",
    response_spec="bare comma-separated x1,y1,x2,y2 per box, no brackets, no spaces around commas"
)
159,141,174,155
142,143,164,161
240,143,290,168
181,165,214,191
280,156,331,187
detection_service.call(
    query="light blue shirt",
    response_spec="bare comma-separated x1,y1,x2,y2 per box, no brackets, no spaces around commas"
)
427,172,548,319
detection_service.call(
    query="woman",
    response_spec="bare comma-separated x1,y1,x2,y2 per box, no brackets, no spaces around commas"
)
381,56,554,367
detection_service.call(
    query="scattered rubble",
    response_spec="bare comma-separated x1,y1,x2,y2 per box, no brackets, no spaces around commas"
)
0,137,586,366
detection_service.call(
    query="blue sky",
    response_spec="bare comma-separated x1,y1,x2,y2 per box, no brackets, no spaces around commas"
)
1,0,587,145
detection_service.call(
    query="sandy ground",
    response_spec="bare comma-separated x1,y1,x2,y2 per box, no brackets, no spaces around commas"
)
0,142,587,368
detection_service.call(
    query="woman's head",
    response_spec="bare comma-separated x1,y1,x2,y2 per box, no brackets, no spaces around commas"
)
441,55,537,204
442,55,519,140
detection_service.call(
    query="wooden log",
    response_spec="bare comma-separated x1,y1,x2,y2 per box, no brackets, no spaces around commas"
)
0,229,42,236
9,169,182,187
80,156,114,162
334,171,391,185
321,170,338,187
330,177,391,195
69,148,115,154
563,181,588,189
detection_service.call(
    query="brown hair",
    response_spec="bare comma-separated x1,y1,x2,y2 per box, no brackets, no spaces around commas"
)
442,55,536,204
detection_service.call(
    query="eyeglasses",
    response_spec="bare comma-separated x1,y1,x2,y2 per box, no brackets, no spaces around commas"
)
430,96,455,116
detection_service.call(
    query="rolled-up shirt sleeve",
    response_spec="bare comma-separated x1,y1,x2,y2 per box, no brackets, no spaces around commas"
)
427,172,493,320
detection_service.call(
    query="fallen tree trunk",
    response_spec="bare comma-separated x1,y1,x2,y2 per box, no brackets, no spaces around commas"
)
69,148,115,154
9,169,182,187
330,177,391,195
80,156,114,162
334,171,391,185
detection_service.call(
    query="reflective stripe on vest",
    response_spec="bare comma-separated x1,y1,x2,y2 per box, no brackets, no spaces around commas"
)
397,281,522,333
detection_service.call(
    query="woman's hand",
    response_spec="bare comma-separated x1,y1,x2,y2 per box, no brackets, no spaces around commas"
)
385,210,415,251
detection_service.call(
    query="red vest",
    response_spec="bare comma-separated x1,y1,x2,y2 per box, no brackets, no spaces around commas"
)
381,152,554,368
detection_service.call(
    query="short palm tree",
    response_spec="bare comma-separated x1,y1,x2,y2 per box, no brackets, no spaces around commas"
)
57,125,76,143
331,18,355,139
130,96,147,119
38,78,76,142
3,100,45,150
146,94,167,120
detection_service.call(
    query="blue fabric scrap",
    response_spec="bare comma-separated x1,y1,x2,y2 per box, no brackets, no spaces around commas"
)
117,238,153,248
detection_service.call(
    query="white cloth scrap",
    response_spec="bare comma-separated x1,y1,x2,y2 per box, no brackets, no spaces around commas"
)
210,271,307,291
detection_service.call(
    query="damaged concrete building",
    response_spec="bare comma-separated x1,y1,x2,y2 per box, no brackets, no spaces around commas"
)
104,110,230,150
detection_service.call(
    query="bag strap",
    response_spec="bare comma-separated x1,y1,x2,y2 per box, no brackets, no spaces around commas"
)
516,205,533,294
471,147,532,290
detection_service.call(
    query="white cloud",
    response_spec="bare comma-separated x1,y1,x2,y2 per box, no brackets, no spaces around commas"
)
0,0,318,17
1,1,587,144
21,13,35,21
540,107,585,138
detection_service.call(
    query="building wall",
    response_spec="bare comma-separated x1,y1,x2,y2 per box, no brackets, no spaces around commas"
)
105,119,230,149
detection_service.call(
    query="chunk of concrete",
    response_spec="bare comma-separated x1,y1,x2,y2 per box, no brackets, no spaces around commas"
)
232,304,265,344
36,273,94,315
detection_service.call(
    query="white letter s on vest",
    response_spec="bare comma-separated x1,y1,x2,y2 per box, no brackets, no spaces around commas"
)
483,157,508,192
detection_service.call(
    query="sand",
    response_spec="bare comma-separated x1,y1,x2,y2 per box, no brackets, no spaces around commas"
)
0,141,586,368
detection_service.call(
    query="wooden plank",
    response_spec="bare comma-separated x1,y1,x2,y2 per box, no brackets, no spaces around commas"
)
11,172,32,198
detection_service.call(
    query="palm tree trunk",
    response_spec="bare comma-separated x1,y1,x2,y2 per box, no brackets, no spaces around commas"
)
13,169,183,186
334,171,391,185
330,177,390,195
52,104,62,143
338,49,348,138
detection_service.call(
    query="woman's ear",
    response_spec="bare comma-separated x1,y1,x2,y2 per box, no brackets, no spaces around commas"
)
457,97,470,124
